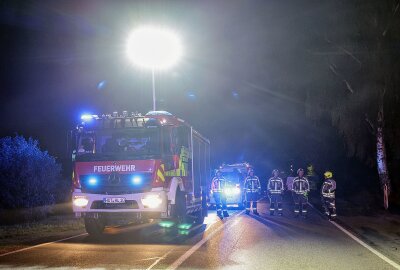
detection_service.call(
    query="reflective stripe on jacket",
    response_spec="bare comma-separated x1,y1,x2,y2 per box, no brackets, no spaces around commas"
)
321,178,336,198
211,177,226,193
268,177,284,194
244,176,261,193
292,177,310,195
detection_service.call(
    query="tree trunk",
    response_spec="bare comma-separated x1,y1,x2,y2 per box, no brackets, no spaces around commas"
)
376,103,390,209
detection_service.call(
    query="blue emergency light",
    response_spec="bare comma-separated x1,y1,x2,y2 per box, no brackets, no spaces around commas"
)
88,177,98,186
132,175,143,185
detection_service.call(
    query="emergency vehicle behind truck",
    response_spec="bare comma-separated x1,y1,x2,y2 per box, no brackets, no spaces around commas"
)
70,111,210,236
209,163,251,209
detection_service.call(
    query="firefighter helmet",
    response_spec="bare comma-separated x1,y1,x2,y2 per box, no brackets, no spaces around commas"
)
248,167,254,175
324,171,333,179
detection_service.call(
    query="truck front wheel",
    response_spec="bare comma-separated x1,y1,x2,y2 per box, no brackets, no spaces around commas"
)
84,216,105,237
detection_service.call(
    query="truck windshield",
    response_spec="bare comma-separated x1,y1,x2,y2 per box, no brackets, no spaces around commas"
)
76,127,160,160
222,171,242,184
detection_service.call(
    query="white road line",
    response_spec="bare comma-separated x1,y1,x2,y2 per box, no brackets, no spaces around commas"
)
166,210,245,270
330,220,400,269
146,250,174,270
148,210,243,270
309,203,400,269
0,233,88,257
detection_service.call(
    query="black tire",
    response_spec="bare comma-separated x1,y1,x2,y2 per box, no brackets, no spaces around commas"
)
201,190,208,217
84,217,105,237
193,210,205,224
171,189,187,224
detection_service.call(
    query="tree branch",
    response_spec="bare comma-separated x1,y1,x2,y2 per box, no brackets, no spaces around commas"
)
325,36,362,65
344,80,355,94
383,1,400,36
329,64,355,94
365,114,376,135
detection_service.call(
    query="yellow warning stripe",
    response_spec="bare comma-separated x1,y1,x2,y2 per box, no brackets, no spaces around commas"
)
157,164,165,182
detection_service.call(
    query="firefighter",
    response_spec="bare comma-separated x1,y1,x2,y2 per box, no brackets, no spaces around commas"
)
321,171,337,220
211,170,229,218
267,169,284,216
244,168,261,215
292,168,310,217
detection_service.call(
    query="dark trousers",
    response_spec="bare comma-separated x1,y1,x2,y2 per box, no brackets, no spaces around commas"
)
293,193,308,215
269,194,283,213
213,192,227,215
322,196,336,218
246,192,259,211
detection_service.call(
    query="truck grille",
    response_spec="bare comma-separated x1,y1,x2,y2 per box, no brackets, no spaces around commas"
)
91,200,139,209
80,173,153,195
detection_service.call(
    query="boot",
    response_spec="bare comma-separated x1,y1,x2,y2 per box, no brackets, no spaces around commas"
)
253,210,259,216
223,211,229,217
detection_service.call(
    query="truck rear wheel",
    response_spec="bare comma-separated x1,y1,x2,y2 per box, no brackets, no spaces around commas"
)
194,190,207,224
193,210,205,224
84,217,105,237
171,189,187,224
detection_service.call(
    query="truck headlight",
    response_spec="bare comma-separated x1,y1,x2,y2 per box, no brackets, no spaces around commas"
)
73,196,89,207
142,194,163,208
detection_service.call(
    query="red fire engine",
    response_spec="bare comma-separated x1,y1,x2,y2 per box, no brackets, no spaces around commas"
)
70,111,210,236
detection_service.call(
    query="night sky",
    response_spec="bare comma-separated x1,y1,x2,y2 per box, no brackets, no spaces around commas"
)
0,1,355,180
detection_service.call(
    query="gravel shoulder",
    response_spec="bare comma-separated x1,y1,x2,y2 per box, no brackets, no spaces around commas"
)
0,208,84,255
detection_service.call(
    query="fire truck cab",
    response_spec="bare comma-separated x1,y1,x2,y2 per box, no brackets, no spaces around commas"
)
70,111,210,236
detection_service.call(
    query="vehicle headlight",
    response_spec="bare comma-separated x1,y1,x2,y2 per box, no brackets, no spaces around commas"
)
73,196,89,207
224,188,232,195
142,194,163,208
225,187,241,195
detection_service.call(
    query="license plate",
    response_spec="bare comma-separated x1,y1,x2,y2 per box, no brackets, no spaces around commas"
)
103,197,126,204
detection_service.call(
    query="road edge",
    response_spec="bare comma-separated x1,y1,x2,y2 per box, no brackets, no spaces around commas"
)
0,233,88,257
309,203,400,269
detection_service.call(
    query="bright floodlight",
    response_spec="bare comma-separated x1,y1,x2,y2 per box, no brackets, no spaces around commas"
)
126,26,182,70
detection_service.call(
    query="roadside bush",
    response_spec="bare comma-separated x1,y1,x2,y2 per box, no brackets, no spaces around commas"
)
0,135,61,221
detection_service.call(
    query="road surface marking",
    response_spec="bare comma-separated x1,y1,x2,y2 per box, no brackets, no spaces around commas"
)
147,210,243,270
330,220,400,269
308,203,400,269
166,210,245,270
0,233,88,257
146,250,174,270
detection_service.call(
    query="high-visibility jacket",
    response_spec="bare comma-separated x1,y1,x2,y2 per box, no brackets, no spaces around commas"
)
244,176,261,193
321,178,336,198
267,177,284,194
292,177,310,195
211,176,227,193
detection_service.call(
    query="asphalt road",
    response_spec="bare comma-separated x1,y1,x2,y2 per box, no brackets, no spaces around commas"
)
0,200,397,270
